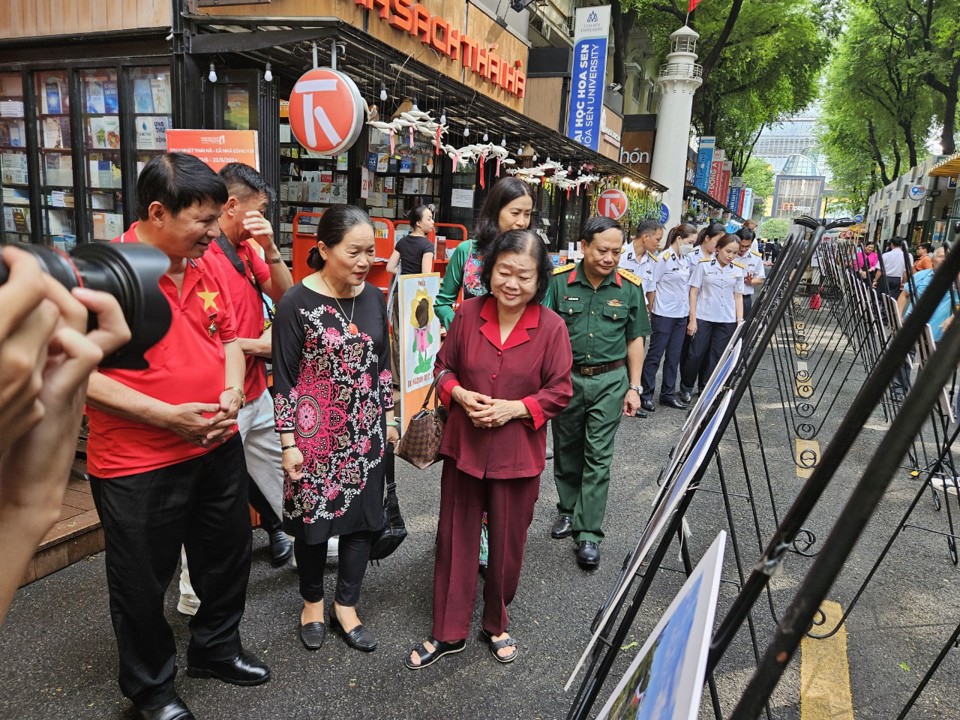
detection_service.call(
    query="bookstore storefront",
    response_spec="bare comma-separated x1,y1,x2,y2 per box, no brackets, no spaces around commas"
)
0,0,662,253
0,29,174,249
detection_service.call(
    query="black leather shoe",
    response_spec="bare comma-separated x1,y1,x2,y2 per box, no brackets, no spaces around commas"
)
300,621,325,651
136,697,195,720
550,514,573,539
576,541,600,569
187,651,271,686
330,610,378,652
659,397,688,410
677,391,692,404
640,399,656,413
269,530,293,566
634,409,648,419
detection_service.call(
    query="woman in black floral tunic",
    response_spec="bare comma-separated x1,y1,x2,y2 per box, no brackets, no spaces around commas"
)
272,206,399,654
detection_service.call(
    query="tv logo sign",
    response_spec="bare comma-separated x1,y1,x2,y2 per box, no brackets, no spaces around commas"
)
597,189,629,219
289,68,365,156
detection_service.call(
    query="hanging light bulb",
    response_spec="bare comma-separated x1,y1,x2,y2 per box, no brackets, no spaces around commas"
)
440,109,447,125
208,63,218,83
482,131,489,142
380,83,387,101
501,135,507,146
517,146,523,155
412,98,420,112
463,124,470,138
263,62,273,83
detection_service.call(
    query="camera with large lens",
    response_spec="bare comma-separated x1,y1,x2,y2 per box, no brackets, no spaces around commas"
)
0,242,172,370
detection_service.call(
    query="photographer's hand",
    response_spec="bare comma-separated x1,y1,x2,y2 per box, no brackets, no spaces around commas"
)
0,282,130,624
0,247,60,455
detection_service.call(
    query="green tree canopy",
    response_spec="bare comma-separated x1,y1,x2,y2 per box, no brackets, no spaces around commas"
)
817,1,937,209
740,157,774,200
759,217,791,239
620,0,834,174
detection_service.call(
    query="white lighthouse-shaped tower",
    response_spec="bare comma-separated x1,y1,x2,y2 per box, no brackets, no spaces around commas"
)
649,25,703,228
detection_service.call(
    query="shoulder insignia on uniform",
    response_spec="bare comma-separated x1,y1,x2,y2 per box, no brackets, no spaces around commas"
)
751,250,762,257
661,250,673,261
700,258,712,263
646,252,659,262
554,263,576,275
732,261,745,269
617,268,642,286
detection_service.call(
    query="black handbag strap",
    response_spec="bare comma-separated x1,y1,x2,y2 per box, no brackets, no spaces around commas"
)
215,235,275,323
421,369,452,411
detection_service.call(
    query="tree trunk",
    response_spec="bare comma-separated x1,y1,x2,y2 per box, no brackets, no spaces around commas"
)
610,0,637,90
940,66,959,155
900,120,918,167
699,0,744,83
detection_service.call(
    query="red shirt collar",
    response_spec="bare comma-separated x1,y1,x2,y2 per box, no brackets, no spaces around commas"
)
569,261,622,287
479,296,542,350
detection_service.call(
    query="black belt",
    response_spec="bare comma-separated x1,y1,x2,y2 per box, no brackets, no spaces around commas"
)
573,359,626,376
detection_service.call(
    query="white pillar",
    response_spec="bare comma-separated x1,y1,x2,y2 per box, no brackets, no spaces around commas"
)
649,25,703,229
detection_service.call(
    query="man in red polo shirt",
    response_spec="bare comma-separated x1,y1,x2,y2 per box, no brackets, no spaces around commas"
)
85,153,269,720
176,163,294,617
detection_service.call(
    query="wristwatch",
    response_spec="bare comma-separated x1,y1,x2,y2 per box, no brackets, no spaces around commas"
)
629,384,642,394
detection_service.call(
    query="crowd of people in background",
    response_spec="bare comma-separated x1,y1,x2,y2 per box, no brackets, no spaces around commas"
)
1,152,791,720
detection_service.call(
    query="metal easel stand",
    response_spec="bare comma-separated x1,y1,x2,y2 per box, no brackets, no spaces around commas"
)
724,255,960,719
565,219,828,720
706,224,960,679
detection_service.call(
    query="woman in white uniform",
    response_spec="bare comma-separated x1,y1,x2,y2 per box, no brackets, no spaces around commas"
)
679,234,744,403
687,222,725,267
639,223,697,412
679,222,726,394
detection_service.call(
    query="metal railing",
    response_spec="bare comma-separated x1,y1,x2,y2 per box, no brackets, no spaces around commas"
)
658,62,703,81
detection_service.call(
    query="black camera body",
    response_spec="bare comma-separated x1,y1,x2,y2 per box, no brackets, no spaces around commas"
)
0,242,172,369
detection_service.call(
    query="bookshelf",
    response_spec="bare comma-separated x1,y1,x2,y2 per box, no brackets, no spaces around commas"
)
277,117,349,251
131,66,172,176
81,68,123,242
0,72,30,243
364,126,441,221
36,70,75,250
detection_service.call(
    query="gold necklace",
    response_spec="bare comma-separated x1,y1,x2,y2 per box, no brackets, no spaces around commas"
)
320,273,358,335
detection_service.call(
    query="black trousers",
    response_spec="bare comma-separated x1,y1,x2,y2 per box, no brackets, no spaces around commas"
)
90,436,251,710
680,319,736,394
742,294,753,319
296,531,373,607
641,313,687,403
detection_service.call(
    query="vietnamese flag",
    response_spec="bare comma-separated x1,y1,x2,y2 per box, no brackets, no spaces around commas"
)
689,0,702,11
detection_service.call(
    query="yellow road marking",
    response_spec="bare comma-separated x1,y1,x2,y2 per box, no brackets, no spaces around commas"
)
800,600,855,720
796,439,820,479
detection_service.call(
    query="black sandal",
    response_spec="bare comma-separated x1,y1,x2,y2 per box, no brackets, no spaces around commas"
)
483,631,518,664
404,637,466,670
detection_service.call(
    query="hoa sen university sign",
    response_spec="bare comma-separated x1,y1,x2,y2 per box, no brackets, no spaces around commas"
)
354,0,527,98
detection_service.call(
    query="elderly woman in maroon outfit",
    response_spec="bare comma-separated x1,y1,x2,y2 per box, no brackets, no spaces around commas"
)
405,229,573,670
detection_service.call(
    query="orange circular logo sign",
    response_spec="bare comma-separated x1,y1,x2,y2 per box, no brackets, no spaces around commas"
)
596,189,629,219
289,68,365,156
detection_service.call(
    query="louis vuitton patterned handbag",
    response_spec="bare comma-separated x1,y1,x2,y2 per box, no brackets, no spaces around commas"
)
396,370,450,469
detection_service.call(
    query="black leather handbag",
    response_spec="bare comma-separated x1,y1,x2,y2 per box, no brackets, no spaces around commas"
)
369,444,407,561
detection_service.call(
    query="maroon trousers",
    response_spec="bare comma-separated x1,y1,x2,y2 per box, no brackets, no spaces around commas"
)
432,461,540,642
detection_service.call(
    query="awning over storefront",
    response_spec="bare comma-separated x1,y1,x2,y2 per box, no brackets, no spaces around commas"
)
183,15,665,192
683,185,744,222
929,153,960,178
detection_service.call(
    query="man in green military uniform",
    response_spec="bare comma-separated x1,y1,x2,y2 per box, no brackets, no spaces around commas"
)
545,216,651,569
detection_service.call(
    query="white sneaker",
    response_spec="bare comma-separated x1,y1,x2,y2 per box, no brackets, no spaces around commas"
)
930,475,960,496
177,593,200,616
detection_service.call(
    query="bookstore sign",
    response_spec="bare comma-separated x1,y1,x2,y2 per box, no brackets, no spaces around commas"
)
289,68,366,157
